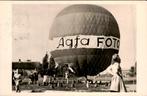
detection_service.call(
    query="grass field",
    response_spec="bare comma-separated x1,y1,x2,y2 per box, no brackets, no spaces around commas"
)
12,76,136,93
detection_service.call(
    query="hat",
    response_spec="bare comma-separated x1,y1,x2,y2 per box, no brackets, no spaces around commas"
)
112,54,121,63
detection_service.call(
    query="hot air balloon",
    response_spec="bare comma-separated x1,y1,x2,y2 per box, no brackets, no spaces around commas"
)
49,4,120,77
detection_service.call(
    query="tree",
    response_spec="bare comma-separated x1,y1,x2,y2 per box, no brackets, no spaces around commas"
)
42,53,49,75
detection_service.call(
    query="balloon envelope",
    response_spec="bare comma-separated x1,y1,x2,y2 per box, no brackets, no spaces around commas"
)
49,4,120,76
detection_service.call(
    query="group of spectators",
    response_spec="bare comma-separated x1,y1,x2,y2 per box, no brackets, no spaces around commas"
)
12,69,39,92
12,53,127,92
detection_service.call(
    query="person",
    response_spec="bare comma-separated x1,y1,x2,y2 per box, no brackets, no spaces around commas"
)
64,64,75,84
13,69,22,92
33,68,38,84
65,70,69,84
43,72,48,86
28,72,34,84
86,80,89,88
108,54,127,92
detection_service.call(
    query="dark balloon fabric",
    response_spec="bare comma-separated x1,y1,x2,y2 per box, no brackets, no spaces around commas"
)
49,4,120,76
50,4,120,39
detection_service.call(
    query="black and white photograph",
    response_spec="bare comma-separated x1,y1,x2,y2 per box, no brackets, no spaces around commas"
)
11,4,137,93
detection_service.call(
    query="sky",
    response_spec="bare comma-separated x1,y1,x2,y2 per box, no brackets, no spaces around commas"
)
12,4,136,70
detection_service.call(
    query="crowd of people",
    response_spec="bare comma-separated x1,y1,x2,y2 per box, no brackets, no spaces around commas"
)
12,53,127,92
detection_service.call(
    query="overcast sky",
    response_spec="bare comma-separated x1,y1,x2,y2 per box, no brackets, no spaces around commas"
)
12,4,136,70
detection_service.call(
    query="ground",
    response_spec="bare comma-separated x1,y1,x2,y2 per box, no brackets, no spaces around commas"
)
12,76,136,93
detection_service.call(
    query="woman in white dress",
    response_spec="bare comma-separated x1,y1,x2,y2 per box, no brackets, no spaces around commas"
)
13,69,22,92
108,54,127,92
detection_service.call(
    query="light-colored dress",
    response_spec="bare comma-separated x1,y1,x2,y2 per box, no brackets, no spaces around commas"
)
14,73,21,86
43,75,48,83
108,62,127,92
